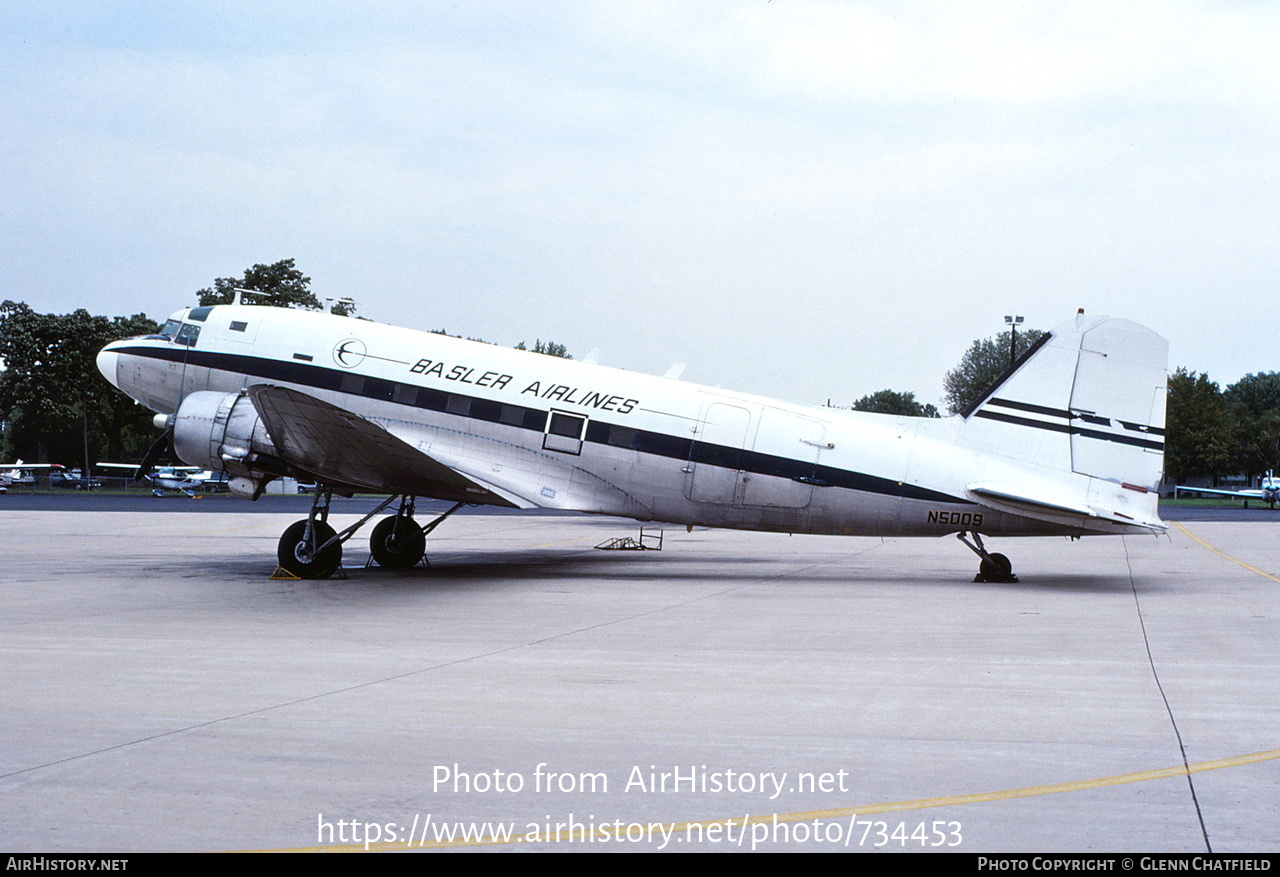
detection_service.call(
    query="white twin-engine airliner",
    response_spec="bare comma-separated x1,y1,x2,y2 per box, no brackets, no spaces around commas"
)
96,305,1167,580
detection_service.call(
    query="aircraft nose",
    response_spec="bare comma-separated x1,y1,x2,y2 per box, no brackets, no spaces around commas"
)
96,342,121,388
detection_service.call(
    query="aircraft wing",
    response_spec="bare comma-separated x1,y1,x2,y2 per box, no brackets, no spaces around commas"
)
1174,485,1263,499
246,385,530,508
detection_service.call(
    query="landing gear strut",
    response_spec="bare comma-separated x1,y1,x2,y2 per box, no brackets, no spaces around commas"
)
957,531,1018,583
369,496,426,568
278,486,343,578
275,490,467,578
368,500,465,569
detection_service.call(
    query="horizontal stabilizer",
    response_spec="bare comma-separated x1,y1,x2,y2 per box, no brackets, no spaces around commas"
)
967,482,1165,533
967,484,1095,518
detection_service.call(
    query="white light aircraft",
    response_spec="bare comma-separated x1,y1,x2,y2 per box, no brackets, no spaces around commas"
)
1175,472,1280,508
97,462,221,497
0,461,62,493
96,304,1168,579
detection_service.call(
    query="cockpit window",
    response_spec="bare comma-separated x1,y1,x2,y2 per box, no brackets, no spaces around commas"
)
174,324,201,347
159,319,181,338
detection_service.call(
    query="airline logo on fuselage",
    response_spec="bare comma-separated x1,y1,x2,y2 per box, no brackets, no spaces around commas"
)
409,358,639,414
333,338,366,368
410,357,513,389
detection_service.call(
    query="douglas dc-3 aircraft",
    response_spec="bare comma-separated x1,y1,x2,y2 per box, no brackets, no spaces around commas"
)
96,304,1168,580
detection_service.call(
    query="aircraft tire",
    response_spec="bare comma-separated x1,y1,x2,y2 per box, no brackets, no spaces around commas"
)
369,516,426,569
278,520,342,578
978,552,1014,582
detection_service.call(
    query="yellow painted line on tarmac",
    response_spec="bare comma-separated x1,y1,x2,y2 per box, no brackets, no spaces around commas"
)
265,747,1280,852
1172,521,1280,583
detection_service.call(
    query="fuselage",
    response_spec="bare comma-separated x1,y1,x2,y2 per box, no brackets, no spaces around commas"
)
97,304,1147,539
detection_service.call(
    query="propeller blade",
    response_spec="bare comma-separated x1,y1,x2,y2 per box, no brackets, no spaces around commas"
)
135,428,174,481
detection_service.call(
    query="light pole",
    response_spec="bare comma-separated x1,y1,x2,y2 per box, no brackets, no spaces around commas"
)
1004,314,1023,370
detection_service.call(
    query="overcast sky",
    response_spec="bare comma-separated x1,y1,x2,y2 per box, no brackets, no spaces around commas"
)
3,1,1277,408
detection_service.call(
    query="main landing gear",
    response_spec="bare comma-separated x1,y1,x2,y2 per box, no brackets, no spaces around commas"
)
957,531,1018,583
369,514,426,569
367,496,464,568
275,488,466,579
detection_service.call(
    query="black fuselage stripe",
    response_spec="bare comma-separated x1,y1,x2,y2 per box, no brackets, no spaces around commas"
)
974,410,1164,450
986,398,1165,436
986,398,1072,420
118,345,970,505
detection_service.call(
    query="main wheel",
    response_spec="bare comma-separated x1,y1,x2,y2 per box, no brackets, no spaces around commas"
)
978,552,1013,581
369,516,426,569
278,520,342,578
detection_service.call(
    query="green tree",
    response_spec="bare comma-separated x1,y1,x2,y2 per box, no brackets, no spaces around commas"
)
0,302,157,465
1164,368,1237,483
1224,371,1280,414
943,328,1046,415
1224,372,1280,478
1239,409,1280,479
851,389,940,417
433,332,569,355
197,258,325,311
431,329,492,344
516,339,572,359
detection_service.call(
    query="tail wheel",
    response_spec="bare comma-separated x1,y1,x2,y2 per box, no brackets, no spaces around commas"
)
369,516,427,569
978,552,1013,581
278,520,342,579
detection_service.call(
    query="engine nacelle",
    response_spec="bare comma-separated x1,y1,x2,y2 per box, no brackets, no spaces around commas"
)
167,391,291,498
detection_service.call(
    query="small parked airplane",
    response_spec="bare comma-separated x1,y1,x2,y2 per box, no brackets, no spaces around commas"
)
97,462,221,497
1175,472,1280,508
0,461,62,493
96,303,1167,579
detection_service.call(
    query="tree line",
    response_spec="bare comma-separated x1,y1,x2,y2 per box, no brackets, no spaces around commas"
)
0,301,159,467
1165,368,1280,485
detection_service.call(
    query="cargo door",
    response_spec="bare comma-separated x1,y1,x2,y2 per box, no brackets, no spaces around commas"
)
685,402,751,505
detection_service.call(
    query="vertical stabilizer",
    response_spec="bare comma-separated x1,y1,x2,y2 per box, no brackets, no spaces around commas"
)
958,314,1167,530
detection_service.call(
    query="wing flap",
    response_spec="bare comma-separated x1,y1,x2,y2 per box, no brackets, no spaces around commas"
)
248,385,527,507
